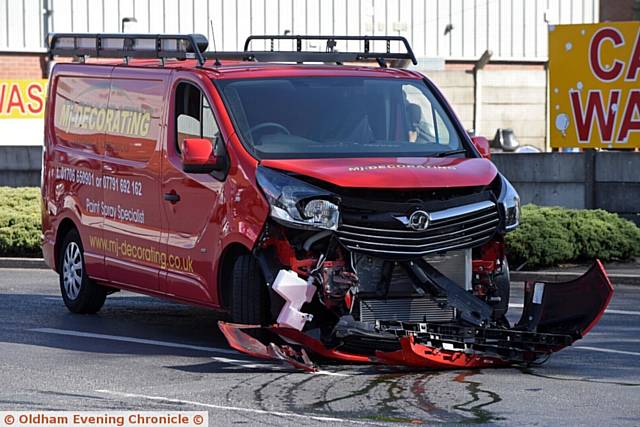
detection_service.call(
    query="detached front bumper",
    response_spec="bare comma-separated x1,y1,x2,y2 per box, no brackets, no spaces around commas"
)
219,261,613,371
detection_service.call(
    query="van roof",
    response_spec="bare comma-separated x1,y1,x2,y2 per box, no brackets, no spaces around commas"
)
58,58,424,80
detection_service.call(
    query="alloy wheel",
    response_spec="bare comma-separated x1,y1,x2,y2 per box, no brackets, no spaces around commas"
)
62,242,82,300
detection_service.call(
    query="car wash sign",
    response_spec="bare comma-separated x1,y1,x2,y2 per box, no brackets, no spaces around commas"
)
0,80,48,146
549,22,640,149
0,80,47,119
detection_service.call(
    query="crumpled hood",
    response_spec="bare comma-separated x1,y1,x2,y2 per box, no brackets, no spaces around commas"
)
260,157,498,189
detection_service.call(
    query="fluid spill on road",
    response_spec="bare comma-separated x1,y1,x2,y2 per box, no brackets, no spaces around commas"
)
244,367,508,425
452,372,505,424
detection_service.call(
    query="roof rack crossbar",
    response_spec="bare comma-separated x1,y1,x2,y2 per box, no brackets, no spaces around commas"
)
48,33,208,66
203,50,414,64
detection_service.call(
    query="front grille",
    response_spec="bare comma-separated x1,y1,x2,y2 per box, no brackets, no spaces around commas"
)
338,200,500,258
359,297,455,323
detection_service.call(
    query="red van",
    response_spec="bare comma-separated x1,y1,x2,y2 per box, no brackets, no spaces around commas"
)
42,34,612,370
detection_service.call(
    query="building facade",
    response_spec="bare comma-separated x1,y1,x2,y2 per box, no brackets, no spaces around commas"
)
2,0,600,59
0,0,606,148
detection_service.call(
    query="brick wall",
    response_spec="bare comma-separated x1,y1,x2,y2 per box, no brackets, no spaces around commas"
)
0,53,46,79
600,0,640,21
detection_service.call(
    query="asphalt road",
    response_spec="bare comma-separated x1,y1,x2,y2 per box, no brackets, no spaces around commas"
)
0,269,638,426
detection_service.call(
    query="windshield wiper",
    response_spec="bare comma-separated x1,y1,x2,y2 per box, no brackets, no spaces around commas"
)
433,149,467,157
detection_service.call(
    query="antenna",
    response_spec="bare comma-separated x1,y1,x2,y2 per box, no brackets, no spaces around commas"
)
209,20,221,66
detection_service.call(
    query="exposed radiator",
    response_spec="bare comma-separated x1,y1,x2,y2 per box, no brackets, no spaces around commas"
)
358,297,455,323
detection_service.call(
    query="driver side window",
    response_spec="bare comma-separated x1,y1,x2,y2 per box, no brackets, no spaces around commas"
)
402,84,451,145
175,82,221,154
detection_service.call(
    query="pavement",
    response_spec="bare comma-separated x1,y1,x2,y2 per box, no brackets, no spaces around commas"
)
0,257,48,269
0,268,639,426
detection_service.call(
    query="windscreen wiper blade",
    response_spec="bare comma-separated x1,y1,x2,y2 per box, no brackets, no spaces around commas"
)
434,149,467,157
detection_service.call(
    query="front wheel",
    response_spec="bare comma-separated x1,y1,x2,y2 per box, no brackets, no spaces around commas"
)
58,229,107,314
230,254,269,325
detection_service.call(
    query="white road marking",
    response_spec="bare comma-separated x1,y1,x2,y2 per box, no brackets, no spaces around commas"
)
95,390,378,425
509,304,640,316
209,356,348,377
30,327,238,354
573,346,640,357
604,309,640,316
29,328,348,376
209,356,288,370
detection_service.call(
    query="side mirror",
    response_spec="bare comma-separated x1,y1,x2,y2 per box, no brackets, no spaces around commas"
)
181,138,218,173
471,136,492,160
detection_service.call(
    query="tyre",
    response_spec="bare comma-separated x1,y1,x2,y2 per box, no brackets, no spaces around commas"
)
492,258,511,325
230,254,269,325
58,229,107,314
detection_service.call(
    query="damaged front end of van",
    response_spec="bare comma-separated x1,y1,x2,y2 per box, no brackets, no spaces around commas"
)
219,165,614,371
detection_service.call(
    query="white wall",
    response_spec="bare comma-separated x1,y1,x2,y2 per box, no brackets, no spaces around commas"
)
1,0,599,60
0,119,43,145
425,67,547,149
479,69,547,149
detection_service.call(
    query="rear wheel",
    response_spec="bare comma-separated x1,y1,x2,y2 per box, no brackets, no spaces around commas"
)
230,254,269,325
58,229,107,314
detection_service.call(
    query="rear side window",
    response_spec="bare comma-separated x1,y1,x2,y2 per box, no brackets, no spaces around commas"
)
174,82,221,154
53,76,111,154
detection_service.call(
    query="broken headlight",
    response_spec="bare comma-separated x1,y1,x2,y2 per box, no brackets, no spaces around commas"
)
256,166,340,230
497,174,520,231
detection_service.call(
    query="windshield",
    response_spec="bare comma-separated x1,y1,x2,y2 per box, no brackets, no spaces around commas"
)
218,77,466,159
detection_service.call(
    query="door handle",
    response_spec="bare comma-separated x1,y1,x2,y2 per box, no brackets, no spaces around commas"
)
163,192,181,203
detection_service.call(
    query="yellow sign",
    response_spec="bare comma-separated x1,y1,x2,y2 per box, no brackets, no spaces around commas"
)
0,80,48,119
549,22,640,149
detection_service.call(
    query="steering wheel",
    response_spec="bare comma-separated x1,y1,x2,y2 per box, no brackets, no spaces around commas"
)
247,122,291,136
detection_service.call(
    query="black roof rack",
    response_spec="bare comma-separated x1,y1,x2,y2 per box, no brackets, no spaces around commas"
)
210,35,417,67
48,33,208,66
48,33,417,68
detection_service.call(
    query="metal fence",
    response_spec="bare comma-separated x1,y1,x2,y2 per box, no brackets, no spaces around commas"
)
1,0,599,60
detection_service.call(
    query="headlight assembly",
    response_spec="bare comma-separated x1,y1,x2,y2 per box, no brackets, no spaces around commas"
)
497,174,520,231
256,166,340,230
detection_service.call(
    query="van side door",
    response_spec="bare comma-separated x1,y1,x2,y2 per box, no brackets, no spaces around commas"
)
48,67,112,281
160,77,227,305
102,68,170,291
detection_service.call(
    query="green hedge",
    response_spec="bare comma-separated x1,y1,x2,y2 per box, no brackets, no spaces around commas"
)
0,187,42,257
506,205,640,268
1,188,639,267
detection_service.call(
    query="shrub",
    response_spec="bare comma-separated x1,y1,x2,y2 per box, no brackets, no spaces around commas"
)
506,205,640,268
0,187,42,257
568,208,640,261
506,206,576,268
